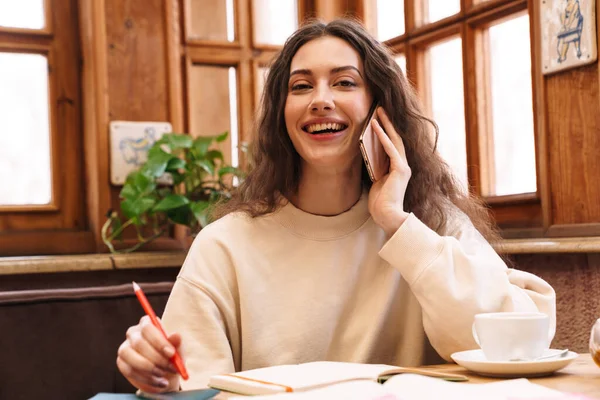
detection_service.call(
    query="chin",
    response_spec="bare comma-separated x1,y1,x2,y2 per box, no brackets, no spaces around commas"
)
303,153,357,171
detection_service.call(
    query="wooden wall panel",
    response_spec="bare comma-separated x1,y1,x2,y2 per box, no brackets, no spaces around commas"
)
546,63,600,226
188,0,229,41
313,0,360,21
105,0,169,121
80,0,113,252
104,0,174,245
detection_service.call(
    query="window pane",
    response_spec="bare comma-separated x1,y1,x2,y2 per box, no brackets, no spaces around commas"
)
188,0,235,42
425,0,460,24
253,0,297,45
428,38,468,189
376,0,405,41
0,53,52,205
488,15,536,196
189,65,239,167
394,54,406,74
0,0,45,30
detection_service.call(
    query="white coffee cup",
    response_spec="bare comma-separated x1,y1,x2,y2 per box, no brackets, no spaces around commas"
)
472,312,551,361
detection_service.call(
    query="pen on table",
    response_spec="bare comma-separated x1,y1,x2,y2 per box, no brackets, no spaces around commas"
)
132,281,189,380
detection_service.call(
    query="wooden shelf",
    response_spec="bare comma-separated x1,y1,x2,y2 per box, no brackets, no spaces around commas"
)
0,252,186,275
2,236,600,275
494,237,600,254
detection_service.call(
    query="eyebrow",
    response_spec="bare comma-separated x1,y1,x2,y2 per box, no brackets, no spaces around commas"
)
289,65,363,79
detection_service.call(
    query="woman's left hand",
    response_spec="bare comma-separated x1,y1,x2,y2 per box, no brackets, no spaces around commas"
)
368,107,411,237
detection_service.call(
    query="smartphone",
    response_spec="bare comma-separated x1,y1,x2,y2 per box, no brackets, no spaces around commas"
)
359,102,389,182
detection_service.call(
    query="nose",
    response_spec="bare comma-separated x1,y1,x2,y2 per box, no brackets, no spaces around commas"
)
309,84,335,112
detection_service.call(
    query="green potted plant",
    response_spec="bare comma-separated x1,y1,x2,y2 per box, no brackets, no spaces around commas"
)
102,132,245,253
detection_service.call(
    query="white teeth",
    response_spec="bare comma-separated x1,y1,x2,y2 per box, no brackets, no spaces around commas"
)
306,123,345,133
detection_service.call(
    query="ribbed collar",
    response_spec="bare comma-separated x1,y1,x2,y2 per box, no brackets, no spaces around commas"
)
271,191,371,240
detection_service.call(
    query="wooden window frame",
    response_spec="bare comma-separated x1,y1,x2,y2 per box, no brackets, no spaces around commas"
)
172,0,309,243
359,0,545,236
180,0,309,163
0,0,93,256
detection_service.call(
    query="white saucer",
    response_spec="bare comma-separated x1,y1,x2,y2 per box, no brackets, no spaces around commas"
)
450,349,578,378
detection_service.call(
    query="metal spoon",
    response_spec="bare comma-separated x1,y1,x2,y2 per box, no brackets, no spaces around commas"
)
510,349,569,362
536,348,570,360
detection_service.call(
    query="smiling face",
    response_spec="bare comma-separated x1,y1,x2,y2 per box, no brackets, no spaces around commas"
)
284,36,373,173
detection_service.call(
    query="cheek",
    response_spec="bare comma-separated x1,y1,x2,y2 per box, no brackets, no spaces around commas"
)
284,98,303,132
350,104,371,133
284,96,295,119
283,103,293,134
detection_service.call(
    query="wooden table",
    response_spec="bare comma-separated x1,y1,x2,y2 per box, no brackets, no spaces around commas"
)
215,354,600,399
423,354,600,398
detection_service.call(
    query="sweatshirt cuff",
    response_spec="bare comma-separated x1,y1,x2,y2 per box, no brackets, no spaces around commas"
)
378,213,446,285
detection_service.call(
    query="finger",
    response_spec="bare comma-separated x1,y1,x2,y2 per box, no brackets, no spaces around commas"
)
118,341,158,375
138,316,178,360
168,332,182,349
376,107,408,160
117,357,170,391
372,118,406,171
128,329,178,374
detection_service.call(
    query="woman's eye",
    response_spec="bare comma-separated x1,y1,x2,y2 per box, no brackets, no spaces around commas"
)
336,80,356,87
291,83,311,91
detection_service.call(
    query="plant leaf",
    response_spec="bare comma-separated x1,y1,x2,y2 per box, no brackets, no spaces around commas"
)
121,196,157,221
195,159,215,176
120,182,139,200
164,133,193,150
205,150,224,164
147,145,174,162
144,146,174,178
216,131,228,142
133,172,156,194
218,166,239,178
166,157,186,172
192,136,214,156
190,200,210,227
166,205,193,226
153,194,190,212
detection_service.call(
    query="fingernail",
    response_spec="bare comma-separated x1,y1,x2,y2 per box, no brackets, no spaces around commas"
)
163,346,175,357
157,378,169,388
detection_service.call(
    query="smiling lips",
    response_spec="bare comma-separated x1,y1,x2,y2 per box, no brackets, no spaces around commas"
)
302,121,349,136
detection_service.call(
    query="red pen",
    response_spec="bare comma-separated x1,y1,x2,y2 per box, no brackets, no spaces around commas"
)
132,281,189,380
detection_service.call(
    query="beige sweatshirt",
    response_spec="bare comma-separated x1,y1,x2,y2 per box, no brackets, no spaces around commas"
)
162,193,556,390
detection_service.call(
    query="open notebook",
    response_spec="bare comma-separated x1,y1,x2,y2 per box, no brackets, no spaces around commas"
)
207,361,467,396
229,374,587,400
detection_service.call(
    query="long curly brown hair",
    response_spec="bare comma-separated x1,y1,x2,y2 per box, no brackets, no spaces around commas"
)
213,18,497,240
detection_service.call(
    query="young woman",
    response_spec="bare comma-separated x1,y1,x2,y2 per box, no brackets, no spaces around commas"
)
116,18,556,393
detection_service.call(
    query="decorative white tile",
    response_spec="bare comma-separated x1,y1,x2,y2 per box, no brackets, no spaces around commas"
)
109,121,172,185
541,0,597,75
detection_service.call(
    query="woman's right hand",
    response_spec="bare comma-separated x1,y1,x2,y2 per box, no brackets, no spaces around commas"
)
117,316,183,393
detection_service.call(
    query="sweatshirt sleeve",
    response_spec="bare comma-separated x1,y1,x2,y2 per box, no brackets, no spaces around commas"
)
161,223,241,390
378,213,556,361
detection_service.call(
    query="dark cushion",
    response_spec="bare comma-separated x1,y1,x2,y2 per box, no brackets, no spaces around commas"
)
0,282,173,400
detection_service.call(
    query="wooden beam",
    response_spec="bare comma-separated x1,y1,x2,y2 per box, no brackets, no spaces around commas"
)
79,0,113,252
